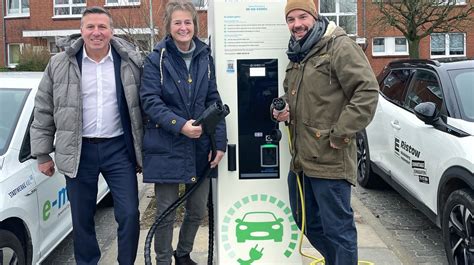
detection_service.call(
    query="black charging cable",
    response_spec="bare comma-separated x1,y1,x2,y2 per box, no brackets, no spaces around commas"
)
270,97,286,142
144,102,229,265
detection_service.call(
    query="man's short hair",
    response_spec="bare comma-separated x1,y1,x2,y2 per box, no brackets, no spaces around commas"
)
81,6,113,28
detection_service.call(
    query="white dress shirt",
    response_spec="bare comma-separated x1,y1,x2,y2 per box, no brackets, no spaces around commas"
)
81,46,123,138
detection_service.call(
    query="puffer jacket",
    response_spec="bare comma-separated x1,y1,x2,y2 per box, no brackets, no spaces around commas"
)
30,36,143,178
284,23,378,185
140,36,227,184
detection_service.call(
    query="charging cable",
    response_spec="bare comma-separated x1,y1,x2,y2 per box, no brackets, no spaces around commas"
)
143,102,229,265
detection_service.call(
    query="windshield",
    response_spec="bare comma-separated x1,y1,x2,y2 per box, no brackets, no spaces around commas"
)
0,88,30,156
449,68,474,122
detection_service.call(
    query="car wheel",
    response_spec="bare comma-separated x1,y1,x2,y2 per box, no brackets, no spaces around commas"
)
356,131,383,188
442,189,474,265
0,229,26,265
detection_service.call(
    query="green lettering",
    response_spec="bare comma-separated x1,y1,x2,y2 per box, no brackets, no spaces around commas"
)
43,200,51,221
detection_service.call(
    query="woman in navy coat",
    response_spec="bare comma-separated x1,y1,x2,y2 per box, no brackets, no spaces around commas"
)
140,1,226,264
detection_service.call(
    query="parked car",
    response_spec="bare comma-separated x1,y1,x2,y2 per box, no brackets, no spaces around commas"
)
356,59,474,265
0,72,110,265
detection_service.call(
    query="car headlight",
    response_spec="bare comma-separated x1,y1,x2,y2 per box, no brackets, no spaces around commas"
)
272,224,280,229
239,225,248,230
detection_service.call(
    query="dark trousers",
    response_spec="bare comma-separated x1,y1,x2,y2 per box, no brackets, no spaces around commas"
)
153,178,210,265
287,171,358,265
65,136,140,265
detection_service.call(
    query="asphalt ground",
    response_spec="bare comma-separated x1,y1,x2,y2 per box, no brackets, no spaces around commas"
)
101,184,414,265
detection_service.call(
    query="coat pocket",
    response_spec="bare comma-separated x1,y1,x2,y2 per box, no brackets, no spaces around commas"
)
143,128,172,155
142,154,184,183
300,124,344,172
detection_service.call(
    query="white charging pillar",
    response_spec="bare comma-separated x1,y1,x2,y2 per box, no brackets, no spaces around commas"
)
209,1,303,264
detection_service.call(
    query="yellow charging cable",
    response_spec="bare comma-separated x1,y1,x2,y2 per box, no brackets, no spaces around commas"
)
285,127,374,265
285,127,324,264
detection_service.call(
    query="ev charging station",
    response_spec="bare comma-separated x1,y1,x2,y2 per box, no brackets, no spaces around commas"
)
209,1,303,264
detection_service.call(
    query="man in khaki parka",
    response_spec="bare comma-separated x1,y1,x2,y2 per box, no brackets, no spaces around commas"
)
273,0,379,264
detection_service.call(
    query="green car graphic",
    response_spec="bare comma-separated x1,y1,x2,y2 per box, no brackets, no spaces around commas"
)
235,211,284,243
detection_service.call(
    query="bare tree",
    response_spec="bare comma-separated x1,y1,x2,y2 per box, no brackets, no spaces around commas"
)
112,0,165,54
113,0,210,54
371,0,474,58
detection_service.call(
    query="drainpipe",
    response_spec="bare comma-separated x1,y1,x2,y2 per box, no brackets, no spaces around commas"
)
2,1,7,67
362,0,368,52
149,0,154,52
362,0,366,38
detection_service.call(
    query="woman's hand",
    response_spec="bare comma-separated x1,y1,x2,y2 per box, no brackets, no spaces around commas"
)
208,150,225,168
180,119,202,138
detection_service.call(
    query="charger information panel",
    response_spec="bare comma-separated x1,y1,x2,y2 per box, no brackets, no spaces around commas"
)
237,59,279,179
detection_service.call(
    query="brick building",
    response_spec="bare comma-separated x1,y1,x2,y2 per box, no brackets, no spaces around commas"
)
1,0,473,74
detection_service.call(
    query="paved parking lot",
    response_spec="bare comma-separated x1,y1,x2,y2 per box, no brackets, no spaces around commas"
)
354,185,448,265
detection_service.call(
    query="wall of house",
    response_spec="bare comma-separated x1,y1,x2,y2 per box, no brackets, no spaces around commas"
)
0,16,5,67
1,0,473,71
0,0,212,67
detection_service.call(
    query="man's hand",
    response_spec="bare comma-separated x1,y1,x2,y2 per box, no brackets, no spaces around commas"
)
330,142,341,149
181,119,203,139
272,103,290,122
38,160,55,177
208,150,225,168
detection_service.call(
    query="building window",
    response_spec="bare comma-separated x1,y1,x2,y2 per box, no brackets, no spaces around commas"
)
6,0,29,16
49,41,61,54
8,44,22,67
435,0,466,5
431,33,465,58
54,0,86,17
105,0,140,6
319,0,357,35
372,37,408,56
192,0,208,9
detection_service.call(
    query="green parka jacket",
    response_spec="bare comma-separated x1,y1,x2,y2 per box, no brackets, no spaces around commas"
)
284,23,378,185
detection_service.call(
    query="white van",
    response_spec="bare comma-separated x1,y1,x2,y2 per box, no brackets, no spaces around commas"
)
0,72,110,265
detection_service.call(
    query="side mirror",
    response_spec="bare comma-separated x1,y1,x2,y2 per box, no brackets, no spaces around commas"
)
414,102,439,125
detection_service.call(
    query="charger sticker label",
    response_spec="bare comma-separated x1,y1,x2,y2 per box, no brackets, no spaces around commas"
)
221,194,299,264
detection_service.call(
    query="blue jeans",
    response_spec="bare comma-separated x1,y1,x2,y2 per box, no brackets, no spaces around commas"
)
287,171,358,265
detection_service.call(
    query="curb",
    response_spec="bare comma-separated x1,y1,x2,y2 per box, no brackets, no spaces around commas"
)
351,195,417,265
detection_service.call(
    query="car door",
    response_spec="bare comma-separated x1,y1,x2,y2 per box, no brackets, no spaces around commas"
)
367,68,412,176
392,68,444,204
20,112,73,258
0,88,41,263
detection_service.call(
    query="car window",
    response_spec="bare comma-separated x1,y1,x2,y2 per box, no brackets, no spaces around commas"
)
449,68,474,121
380,69,411,105
19,113,33,163
404,70,443,112
243,212,276,222
0,88,30,156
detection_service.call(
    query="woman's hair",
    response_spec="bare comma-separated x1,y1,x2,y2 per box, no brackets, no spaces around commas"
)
164,0,199,37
